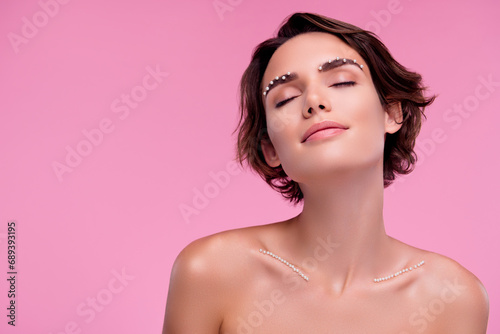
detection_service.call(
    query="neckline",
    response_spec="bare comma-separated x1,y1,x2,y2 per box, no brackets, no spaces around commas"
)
259,248,425,283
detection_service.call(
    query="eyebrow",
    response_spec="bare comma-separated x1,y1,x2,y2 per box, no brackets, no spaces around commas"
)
263,58,364,98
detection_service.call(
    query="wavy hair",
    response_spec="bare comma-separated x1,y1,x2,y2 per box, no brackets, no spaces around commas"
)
235,12,436,204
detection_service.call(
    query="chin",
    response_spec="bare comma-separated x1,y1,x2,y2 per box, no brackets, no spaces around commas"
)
283,155,384,184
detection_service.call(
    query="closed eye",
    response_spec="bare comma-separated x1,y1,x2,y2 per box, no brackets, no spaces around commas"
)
275,96,297,108
332,81,356,87
275,81,355,108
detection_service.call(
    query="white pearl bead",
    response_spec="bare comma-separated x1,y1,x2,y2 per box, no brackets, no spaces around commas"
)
260,248,424,284
373,261,425,283
259,248,309,282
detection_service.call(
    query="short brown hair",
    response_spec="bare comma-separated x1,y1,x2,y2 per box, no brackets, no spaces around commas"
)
235,12,435,204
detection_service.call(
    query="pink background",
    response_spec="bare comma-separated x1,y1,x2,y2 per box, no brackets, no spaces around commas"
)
1,0,499,333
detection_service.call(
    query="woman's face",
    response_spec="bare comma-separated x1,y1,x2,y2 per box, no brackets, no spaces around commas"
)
260,32,401,184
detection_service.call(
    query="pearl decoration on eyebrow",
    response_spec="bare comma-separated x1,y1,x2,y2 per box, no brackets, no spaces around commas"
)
263,58,364,96
318,58,364,71
263,72,293,96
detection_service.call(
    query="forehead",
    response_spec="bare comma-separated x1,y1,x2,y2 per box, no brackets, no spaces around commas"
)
263,32,363,85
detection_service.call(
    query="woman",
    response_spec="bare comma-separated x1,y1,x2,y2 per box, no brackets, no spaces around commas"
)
163,12,489,333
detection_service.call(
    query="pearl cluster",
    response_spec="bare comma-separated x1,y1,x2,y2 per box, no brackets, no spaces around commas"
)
373,260,425,283
260,248,424,284
262,57,365,96
263,72,292,96
318,57,364,71
259,249,309,281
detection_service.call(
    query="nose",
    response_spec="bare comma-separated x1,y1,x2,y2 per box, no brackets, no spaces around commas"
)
302,86,332,118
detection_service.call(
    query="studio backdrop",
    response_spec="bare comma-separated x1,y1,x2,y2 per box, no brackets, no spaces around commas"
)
1,0,499,333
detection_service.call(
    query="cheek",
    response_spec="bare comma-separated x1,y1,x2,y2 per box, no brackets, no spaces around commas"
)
349,100,387,159
265,108,297,136
336,87,387,155
267,124,296,160
265,104,304,153
265,115,302,177
346,86,386,130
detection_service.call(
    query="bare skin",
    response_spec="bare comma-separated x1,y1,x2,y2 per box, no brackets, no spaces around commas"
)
163,32,489,333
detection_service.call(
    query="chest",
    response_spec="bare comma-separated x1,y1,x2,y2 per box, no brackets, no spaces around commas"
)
220,281,441,334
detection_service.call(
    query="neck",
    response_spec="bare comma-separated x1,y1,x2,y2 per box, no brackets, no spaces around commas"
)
287,166,396,290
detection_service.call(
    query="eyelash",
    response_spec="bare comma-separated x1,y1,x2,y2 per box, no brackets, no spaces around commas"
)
274,81,356,108
332,81,356,87
275,97,294,108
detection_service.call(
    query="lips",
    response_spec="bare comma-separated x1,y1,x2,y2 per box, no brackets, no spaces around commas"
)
302,120,348,143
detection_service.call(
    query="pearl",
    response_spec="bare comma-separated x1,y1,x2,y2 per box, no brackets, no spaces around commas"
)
264,56,368,95
263,72,293,95
259,248,424,284
373,261,425,283
259,248,309,282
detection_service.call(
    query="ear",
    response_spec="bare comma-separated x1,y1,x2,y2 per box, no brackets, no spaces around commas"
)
385,102,403,134
260,136,281,168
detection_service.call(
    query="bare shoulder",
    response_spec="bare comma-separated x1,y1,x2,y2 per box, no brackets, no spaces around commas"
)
419,251,489,305
168,227,258,300
166,224,276,303
411,250,489,333
167,222,283,301
171,224,268,279
163,225,269,333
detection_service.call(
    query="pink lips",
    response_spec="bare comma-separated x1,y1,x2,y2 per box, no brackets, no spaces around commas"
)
302,120,348,143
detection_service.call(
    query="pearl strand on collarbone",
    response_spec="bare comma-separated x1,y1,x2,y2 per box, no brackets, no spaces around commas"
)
259,249,425,283
373,261,425,283
259,249,309,282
